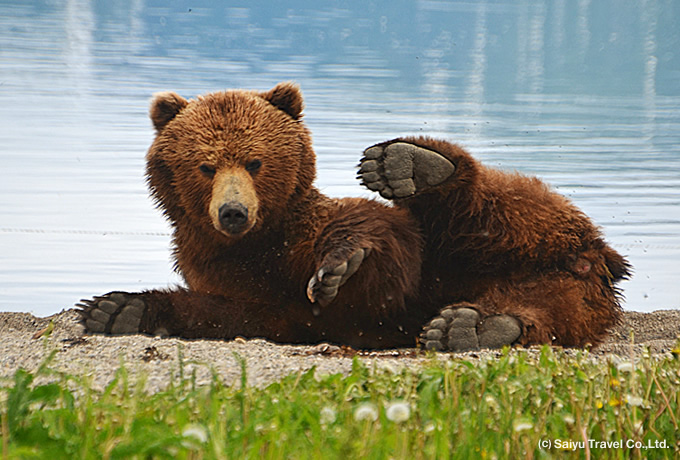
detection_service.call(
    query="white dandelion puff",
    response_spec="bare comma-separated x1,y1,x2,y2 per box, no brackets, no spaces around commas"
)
626,395,643,407
385,401,410,423
182,424,208,444
617,362,634,373
633,420,643,434
320,406,337,425
354,403,378,422
513,418,534,432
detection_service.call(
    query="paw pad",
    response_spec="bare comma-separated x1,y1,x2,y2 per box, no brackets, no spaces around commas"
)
421,307,521,352
359,142,455,199
77,292,146,335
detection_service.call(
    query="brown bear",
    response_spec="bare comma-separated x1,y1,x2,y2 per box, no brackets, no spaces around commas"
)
78,82,631,351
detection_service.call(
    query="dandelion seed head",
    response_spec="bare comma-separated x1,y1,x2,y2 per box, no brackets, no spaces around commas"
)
626,395,643,407
354,403,378,422
617,362,634,373
320,406,337,425
633,420,643,434
182,424,208,444
385,401,410,423
513,419,533,432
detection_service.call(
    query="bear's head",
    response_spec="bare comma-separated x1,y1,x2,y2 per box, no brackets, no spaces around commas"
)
145,82,315,241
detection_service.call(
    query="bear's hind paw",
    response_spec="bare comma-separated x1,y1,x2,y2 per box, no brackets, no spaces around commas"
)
76,292,146,335
359,142,455,199
420,307,522,352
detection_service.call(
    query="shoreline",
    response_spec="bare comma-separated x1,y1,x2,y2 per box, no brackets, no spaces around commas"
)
1,309,678,391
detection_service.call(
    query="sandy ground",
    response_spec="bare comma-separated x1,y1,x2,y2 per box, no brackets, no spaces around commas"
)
1,309,679,392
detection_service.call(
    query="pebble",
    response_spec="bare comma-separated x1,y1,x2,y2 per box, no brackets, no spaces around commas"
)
0,309,678,393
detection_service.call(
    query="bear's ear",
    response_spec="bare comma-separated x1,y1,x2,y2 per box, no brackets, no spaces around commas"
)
150,92,189,132
260,82,304,120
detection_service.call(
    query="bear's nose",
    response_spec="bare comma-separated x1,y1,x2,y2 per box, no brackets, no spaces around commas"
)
218,202,249,234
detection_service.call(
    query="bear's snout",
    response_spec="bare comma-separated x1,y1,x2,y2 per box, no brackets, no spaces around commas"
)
218,202,249,234
209,168,259,237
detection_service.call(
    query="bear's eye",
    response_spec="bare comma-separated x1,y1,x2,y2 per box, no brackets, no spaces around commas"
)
199,164,216,178
245,159,262,174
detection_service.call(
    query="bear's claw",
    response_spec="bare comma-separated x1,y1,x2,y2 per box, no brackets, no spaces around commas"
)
420,307,522,352
359,142,455,199
76,292,146,335
307,248,368,311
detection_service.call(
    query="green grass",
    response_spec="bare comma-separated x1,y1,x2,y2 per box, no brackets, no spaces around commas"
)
1,344,679,459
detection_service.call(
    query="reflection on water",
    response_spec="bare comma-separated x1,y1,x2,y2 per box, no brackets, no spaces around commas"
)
1,0,678,315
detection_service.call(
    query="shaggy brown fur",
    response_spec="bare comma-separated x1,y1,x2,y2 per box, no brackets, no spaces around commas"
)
380,137,631,346
79,82,630,349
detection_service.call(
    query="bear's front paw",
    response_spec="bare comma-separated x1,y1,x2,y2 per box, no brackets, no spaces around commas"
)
420,306,522,352
306,248,369,312
359,141,455,199
77,292,146,335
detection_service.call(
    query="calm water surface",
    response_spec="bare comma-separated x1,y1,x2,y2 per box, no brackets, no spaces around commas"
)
1,1,679,316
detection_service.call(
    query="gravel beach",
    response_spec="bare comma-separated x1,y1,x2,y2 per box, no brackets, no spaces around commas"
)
1,309,678,392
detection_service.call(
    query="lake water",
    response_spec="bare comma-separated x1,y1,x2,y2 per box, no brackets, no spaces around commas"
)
1,0,679,316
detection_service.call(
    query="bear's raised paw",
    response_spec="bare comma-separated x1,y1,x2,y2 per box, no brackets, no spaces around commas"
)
420,306,522,352
359,142,455,199
77,292,146,335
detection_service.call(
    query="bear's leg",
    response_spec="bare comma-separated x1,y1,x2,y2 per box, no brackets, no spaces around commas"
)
359,140,456,199
77,289,316,341
420,304,522,352
304,198,423,316
421,272,623,351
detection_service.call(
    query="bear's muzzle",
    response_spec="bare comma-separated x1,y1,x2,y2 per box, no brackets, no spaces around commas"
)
218,201,249,234
209,168,259,237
